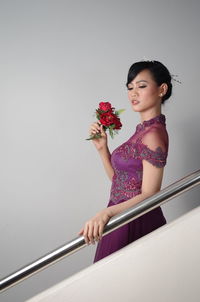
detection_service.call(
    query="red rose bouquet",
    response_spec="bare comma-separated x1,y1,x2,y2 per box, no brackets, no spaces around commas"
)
86,102,125,140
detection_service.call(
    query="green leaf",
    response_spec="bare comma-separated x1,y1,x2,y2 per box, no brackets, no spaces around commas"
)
109,127,114,138
96,113,100,120
96,109,106,114
110,124,115,130
85,133,102,140
115,109,125,116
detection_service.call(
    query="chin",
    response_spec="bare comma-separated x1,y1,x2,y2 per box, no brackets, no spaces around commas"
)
131,106,142,112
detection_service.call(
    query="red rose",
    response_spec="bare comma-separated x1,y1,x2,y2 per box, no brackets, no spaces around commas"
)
113,116,122,130
99,112,116,126
86,101,124,140
99,102,113,112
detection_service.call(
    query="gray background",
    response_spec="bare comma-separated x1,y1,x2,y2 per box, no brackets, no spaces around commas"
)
0,0,199,301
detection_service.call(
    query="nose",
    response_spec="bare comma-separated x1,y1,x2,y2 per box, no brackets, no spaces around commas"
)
131,89,138,98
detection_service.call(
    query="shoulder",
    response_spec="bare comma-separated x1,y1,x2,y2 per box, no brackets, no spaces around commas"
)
142,126,168,153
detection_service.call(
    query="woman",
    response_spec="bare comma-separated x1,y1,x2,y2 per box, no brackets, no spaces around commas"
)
78,60,171,263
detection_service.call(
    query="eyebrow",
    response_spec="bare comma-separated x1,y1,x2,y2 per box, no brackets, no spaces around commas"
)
128,80,148,86
136,80,148,84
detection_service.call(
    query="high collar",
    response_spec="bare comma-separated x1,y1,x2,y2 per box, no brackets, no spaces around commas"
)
136,113,166,133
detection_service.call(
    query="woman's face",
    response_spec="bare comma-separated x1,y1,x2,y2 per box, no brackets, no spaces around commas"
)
127,69,163,113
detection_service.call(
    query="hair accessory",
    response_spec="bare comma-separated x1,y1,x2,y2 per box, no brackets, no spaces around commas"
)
142,57,155,63
141,57,182,83
170,74,182,84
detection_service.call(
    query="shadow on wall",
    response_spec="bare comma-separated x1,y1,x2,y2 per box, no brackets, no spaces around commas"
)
181,118,200,211
163,117,200,222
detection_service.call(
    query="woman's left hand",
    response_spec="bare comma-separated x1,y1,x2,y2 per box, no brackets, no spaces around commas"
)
78,208,112,245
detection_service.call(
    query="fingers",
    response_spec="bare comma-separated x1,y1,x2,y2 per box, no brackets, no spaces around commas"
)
79,210,111,245
88,222,95,245
98,224,104,241
89,122,106,137
83,223,90,245
100,124,106,136
81,221,103,245
93,222,99,242
90,122,101,136
78,228,84,235
83,222,94,245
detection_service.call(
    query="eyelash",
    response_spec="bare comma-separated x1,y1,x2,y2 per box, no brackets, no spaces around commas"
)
127,85,147,90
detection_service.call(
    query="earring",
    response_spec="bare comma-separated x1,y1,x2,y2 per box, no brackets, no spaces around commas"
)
160,93,163,97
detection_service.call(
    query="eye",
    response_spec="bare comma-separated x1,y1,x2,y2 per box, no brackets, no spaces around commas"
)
139,85,146,88
127,87,133,91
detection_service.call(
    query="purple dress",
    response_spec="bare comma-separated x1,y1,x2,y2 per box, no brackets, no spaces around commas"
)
94,114,168,263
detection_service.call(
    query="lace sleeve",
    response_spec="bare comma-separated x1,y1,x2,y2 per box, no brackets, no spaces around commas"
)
135,129,168,168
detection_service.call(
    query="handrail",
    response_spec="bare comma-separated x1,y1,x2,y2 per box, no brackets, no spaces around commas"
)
0,169,200,292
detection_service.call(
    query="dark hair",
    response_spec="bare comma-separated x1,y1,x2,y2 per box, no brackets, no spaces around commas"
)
126,60,172,104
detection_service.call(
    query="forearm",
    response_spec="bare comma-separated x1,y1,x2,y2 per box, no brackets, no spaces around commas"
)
108,192,153,216
98,146,114,181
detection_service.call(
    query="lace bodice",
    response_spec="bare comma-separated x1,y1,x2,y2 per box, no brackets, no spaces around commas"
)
109,114,168,204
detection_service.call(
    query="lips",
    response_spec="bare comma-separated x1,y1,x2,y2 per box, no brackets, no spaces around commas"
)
132,100,139,105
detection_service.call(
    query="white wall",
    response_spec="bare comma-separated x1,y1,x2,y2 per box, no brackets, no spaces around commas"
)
0,0,199,301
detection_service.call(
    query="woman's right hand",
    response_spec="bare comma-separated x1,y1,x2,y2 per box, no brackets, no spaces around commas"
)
89,122,107,151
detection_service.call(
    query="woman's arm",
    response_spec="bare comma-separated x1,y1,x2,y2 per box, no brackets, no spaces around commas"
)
98,146,114,181
78,159,164,244
90,122,114,181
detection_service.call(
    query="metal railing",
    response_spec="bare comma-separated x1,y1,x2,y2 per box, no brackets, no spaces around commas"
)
0,169,200,292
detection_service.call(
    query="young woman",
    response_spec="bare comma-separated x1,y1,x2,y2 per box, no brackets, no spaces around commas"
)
78,60,171,263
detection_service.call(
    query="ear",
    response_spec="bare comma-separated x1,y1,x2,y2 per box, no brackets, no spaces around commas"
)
159,83,168,97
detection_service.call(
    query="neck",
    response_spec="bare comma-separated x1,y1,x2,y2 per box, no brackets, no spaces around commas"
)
140,108,161,123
